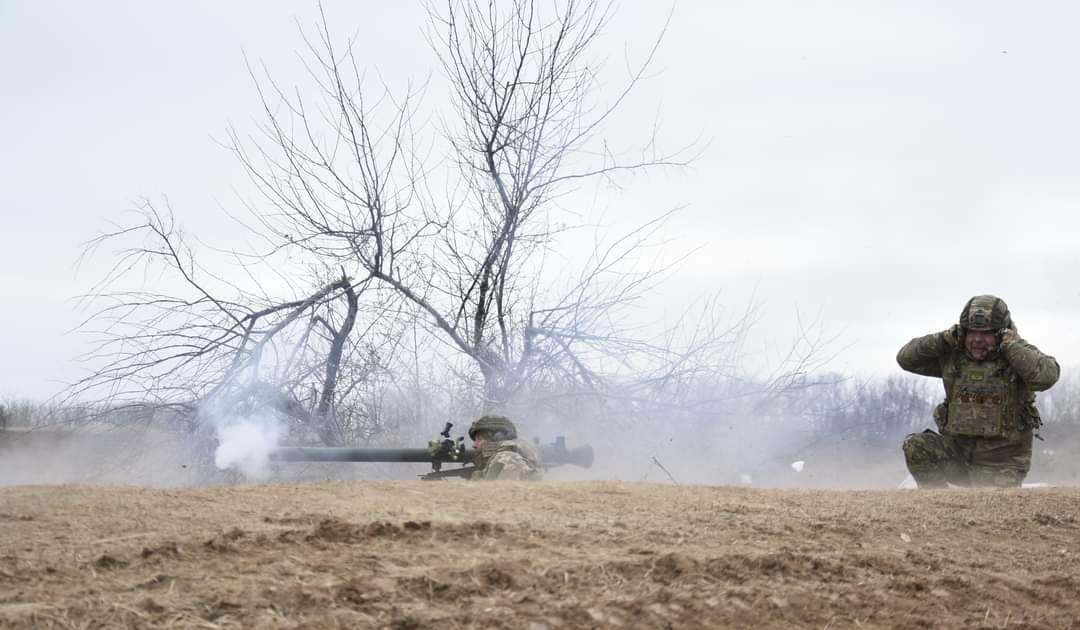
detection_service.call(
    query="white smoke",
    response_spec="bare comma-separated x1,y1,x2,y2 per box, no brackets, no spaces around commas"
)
207,413,283,480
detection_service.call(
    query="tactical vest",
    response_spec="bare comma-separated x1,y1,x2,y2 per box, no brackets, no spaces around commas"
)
941,355,1025,438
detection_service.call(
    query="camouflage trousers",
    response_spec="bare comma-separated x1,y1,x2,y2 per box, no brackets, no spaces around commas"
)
472,451,543,481
901,429,1033,488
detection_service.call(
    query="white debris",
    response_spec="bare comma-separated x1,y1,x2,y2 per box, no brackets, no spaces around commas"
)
900,533,912,543
739,473,754,485
791,460,805,473
1022,482,1052,488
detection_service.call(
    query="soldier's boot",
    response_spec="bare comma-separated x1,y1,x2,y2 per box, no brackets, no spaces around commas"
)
902,431,950,489
968,465,1025,488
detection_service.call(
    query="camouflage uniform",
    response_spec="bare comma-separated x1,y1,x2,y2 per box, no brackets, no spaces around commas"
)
468,415,544,481
897,296,1059,488
472,439,544,481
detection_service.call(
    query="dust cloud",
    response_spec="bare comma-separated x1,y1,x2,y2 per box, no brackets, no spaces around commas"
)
3,393,1078,488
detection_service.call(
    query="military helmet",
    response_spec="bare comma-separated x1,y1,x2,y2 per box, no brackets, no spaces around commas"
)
959,295,1012,331
468,415,518,440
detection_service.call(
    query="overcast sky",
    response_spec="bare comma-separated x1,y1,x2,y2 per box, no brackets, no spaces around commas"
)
2,1,1079,400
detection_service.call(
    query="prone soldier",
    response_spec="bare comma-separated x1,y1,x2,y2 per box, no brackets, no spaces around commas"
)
467,415,543,481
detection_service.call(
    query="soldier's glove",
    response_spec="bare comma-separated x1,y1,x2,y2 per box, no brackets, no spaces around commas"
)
942,324,963,350
472,441,501,468
997,328,1019,350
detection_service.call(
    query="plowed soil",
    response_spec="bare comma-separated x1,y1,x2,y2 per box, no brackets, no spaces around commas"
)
1,482,1078,629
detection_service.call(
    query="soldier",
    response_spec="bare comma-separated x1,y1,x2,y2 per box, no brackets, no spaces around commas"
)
467,415,543,481
897,295,1060,488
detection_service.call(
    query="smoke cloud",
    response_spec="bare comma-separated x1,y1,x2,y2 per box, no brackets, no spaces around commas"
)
212,416,283,479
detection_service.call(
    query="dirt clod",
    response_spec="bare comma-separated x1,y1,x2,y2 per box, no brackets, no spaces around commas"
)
92,554,127,570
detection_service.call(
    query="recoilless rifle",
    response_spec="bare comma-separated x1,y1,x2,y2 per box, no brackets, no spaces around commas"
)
270,422,594,480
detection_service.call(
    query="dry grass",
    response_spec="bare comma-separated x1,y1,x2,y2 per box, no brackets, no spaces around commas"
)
1,481,1079,629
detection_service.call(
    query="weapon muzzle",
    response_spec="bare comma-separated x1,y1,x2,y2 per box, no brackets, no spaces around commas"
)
564,444,594,469
539,436,594,469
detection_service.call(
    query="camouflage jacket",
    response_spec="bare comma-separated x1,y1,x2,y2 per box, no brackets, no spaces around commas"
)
472,439,544,481
896,329,1060,435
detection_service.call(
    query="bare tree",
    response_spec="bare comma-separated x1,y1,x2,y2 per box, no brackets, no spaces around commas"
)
73,1,823,449
228,0,716,414
70,202,404,445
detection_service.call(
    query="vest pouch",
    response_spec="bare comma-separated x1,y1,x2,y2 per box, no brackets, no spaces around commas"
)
932,401,949,431
946,379,1010,438
1020,401,1042,432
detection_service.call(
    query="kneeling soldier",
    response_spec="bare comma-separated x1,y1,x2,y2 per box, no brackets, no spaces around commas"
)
897,295,1059,488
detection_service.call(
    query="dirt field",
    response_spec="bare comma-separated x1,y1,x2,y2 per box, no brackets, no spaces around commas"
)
1,482,1079,629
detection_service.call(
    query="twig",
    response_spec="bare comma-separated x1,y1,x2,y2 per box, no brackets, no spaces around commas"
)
651,456,679,485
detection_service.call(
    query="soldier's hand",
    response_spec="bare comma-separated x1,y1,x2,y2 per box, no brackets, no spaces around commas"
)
942,324,962,350
998,328,1019,349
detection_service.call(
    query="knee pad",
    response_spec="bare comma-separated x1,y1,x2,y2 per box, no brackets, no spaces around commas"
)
902,432,942,466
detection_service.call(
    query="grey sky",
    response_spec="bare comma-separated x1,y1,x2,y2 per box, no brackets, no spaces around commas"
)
2,1,1079,399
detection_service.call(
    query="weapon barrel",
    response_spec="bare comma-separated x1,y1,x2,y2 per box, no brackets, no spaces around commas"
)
271,436,594,469
270,447,475,464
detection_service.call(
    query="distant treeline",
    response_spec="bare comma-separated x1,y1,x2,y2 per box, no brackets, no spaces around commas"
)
5,369,1078,443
